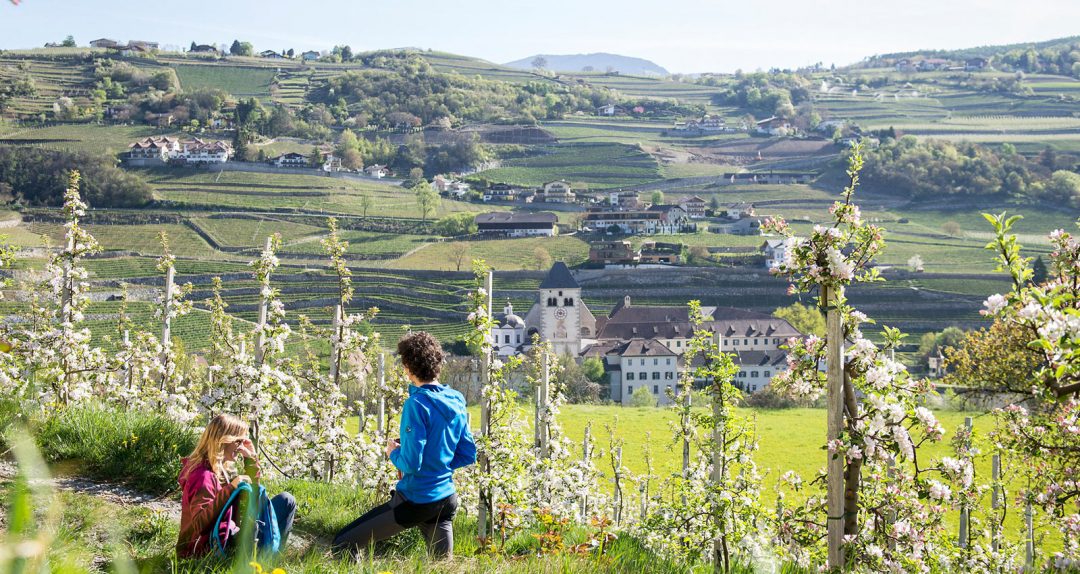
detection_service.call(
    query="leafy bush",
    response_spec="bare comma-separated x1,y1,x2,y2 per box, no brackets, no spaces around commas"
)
0,146,153,207
35,404,198,494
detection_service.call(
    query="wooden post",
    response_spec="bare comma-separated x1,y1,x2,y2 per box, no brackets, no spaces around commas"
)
254,237,272,367
711,331,725,571
991,453,1001,553
540,350,550,459
477,269,494,541
581,423,591,519
160,265,174,362
376,352,386,435
958,417,972,550
329,304,343,388
1025,497,1034,570
613,445,623,526
534,385,542,448
823,284,846,569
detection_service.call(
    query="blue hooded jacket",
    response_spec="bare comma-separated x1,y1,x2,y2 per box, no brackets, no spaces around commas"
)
389,383,476,503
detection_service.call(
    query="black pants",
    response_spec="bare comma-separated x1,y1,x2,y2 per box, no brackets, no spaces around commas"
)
332,491,459,557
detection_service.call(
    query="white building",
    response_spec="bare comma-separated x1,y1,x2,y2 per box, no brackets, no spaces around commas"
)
761,238,795,270
491,301,528,357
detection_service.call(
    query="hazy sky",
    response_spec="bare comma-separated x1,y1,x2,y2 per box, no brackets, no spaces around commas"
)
1,0,1078,73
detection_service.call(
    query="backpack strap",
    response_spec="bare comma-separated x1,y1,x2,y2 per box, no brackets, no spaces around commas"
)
211,481,253,557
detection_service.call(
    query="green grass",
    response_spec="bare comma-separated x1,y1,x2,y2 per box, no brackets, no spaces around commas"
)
34,404,198,494
29,222,220,259
173,64,276,97
389,236,590,271
0,123,171,154
475,143,661,189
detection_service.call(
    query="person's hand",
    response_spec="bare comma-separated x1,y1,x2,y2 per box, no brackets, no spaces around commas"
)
231,474,251,488
385,438,399,458
236,438,256,459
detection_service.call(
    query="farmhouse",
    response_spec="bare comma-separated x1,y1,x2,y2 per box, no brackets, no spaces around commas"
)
89,38,119,49
583,205,689,235
535,180,576,204
260,50,285,59
965,57,990,71
754,117,792,136
301,50,321,61
433,175,470,198
607,190,641,209
189,44,219,54
638,241,681,264
474,212,558,237
483,183,519,202
126,136,181,163
365,164,389,178
270,152,307,168
178,138,232,164
761,238,795,270
588,241,639,265
678,195,707,218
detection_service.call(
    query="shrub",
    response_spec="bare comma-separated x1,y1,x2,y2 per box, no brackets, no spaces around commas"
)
35,404,198,494
628,386,657,408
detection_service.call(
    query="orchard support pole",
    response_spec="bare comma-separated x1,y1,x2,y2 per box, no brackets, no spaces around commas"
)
581,423,591,519
329,304,343,388
613,445,623,526
477,269,494,541
711,331,726,572
251,236,272,450
1025,497,1034,570
991,453,1001,553
160,265,174,366
376,352,386,435
823,284,846,570
958,416,973,549
540,349,550,459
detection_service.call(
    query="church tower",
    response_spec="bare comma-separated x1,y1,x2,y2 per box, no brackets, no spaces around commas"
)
538,262,583,355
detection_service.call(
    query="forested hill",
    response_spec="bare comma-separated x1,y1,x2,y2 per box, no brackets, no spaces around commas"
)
504,53,669,76
862,35,1080,72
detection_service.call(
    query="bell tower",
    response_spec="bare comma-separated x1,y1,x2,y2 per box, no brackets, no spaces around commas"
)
538,262,582,355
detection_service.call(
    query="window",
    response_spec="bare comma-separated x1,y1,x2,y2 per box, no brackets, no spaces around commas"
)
504,335,510,344
764,370,770,377
627,385,633,395
653,358,658,366
516,334,521,343
652,372,660,380
751,371,758,377
738,372,746,378
653,385,659,394
744,339,748,345
754,339,758,345
676,340,682,347
627,359,633,366
665,371,673,380
666,358,672,365
733,339,739,346
546,297,557,307
752,385,757,392
639,372,647,380
564,298,574,306
773,338,780,345
626,372,634,381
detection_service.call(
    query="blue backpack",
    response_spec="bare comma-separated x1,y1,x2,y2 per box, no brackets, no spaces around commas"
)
211,481,281,556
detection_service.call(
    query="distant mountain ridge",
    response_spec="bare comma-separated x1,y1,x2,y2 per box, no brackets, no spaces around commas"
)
504,52,669,76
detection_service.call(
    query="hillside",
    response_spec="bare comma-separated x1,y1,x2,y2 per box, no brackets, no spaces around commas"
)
505,53,669,76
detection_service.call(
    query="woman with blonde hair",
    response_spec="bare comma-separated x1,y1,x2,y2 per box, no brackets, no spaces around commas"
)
176,413,296,558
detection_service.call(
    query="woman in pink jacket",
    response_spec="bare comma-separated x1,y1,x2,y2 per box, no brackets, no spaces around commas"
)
176,414,296,558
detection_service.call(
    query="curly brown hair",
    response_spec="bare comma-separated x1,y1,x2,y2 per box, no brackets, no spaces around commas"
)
397,331,444,383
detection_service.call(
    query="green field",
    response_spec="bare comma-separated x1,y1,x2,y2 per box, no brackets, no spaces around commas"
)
476,143,662,189
172,64,277,97
389,236,590,270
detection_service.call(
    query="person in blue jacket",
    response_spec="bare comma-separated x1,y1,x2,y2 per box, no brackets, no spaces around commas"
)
333,331,476,558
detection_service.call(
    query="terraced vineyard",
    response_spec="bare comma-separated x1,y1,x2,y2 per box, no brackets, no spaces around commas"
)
476,142,662,188
171,63,277,97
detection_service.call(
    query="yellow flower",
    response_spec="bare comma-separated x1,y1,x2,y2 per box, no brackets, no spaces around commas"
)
271,569,286,574
249,562,264,574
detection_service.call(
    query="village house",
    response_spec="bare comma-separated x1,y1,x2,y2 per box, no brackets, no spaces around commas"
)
433,175,470,198
364,164,389,178
129,41,159,51
270,152,307,168
89,38,119,49
965,57,990,71
754,116,792,136
126,136,181,164
483,183,519,202
607,190,641,209
189,44,219,55
638,241,681,265
678,195,707,218
492,301,528,357
301,50,321,61
761,238,795,270
535,180,576,204
588,241,639,265
709,216,763,235
474,212,558,237
178,138,232,164
583,205,690,235
260,50,285,59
